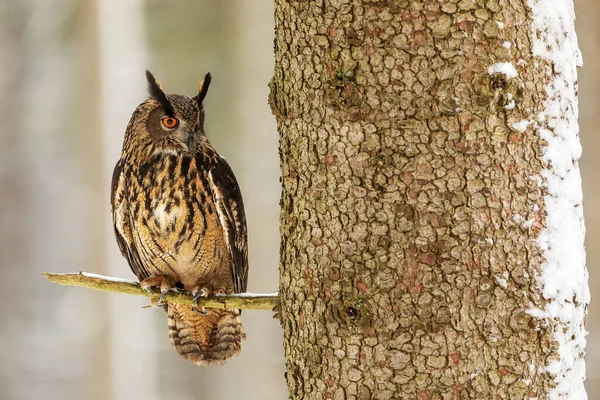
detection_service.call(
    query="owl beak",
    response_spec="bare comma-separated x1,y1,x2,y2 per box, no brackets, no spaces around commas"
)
187,133,194,149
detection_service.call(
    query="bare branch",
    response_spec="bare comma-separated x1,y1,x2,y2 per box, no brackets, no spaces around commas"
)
42,272,279,311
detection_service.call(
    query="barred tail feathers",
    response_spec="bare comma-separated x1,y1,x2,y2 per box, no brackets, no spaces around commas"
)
167,303,245,366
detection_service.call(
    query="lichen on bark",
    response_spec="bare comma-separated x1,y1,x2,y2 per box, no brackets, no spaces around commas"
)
271,0,583,398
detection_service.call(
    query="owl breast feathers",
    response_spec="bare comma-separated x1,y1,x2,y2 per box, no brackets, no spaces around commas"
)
111,71,248,365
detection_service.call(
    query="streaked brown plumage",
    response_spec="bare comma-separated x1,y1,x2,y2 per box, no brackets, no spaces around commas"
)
111,71,248,365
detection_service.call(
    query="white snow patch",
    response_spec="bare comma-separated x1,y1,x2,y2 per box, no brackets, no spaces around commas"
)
505,91,516,109
547,360,562,375
496,20,505,29
487,62,518,79
527,0,589,398
529,363,538,376
503,41,512,48
82,272,138,284
527,307,546,319
496,272,508,289
221,292,279,297
530,175,543,187
513,214,535,230
512,120,531,132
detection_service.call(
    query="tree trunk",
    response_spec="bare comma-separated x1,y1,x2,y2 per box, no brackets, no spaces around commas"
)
271,1,588,399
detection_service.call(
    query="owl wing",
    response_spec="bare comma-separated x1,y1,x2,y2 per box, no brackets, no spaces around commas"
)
111,159,150,281
206,158,249,293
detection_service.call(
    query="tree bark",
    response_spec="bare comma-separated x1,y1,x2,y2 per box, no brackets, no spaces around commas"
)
271,1,588,399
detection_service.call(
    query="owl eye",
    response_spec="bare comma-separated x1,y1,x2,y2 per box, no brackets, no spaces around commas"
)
161,117,179,129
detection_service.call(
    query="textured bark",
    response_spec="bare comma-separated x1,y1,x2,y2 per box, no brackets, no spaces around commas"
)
271,1,585,399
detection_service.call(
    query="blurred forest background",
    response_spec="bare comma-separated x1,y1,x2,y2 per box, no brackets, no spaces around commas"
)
0,1,597,399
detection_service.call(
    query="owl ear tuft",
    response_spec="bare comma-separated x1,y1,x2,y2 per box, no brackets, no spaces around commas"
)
194,72,212,105
145,70,175,117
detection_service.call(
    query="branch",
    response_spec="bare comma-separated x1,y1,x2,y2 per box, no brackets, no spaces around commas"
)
42,272,279,311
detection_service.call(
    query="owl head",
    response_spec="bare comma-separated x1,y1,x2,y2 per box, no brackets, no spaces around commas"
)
122,70,212,158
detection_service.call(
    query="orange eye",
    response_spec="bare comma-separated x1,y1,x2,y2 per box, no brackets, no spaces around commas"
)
161,117,178,129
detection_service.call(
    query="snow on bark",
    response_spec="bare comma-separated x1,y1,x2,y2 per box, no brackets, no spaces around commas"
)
527,0,589,398
487,62,518,78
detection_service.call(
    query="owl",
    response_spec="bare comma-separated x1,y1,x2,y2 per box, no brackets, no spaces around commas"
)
111,71,248,366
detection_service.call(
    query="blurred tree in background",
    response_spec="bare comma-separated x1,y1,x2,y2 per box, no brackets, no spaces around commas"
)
0,1,284,400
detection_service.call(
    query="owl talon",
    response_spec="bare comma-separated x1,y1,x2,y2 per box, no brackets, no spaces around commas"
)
142,285,154,295
159,288,169,304
141,276,176,302
150,297,168,310
192,306,208,315
192,290,206,305
192,286,211,306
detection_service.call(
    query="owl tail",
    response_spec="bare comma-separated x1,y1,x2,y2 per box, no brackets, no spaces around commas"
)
167,303,245,366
